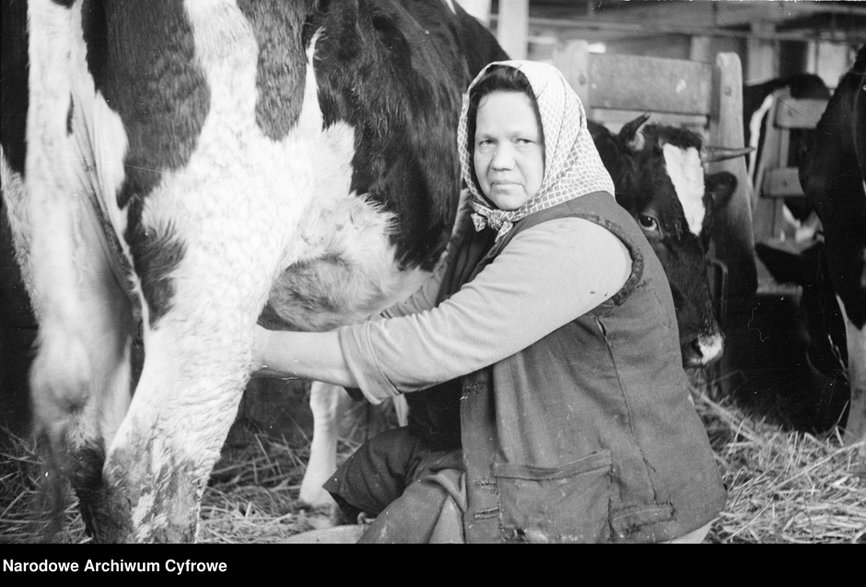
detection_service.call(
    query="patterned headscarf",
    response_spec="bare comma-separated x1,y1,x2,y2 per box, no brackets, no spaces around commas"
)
458,60,615,240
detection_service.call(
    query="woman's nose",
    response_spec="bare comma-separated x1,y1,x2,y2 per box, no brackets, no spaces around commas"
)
490,144,515,169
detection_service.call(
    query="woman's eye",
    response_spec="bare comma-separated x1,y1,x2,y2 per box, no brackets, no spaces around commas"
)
638,214,659,231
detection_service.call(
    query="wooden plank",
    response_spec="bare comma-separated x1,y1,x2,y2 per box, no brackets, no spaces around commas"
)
496,0,529,59
585,53,713,115
553,40,591,107
706,52,756,303
773,97,829,129
761,168,805,198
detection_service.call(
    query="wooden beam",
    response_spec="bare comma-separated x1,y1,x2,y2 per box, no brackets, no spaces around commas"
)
530,0,866,29
497,0,529,59
498,14,866,45
456,0,492,26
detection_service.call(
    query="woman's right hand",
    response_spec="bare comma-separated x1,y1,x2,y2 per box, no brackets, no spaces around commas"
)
252,325,276,373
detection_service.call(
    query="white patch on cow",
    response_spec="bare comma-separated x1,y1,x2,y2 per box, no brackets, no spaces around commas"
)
748,93,775,181
662,144,705,236
444,0,457,14
696,334,724,366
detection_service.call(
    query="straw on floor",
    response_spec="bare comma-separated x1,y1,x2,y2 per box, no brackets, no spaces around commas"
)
1,386,863,544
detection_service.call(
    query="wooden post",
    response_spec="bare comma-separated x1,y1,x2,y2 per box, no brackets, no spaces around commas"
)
497,0,529,60
708,52,756,304
746,22,777,83
457,0,491,26
706,52,758,400
553,40,591,107
690,36,712,63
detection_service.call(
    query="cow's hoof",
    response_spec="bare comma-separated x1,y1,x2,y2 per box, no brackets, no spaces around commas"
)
298,484,337,510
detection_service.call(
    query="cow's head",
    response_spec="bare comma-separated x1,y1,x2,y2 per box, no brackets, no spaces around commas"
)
590,115,739,367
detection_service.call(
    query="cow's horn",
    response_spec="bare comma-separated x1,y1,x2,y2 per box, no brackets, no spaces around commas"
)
702,145,754,163
620,113,651,152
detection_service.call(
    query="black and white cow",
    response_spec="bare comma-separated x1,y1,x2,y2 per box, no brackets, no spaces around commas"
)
744,73,831,231
588,115,744,368
0,0,506,542
799,44,866,465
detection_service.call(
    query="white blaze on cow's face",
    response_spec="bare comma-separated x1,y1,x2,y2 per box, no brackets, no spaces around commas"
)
662,143,705,236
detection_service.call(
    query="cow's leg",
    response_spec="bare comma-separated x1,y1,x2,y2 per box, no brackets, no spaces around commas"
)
302,387,409,513
301,380,350,509
95,206,289,542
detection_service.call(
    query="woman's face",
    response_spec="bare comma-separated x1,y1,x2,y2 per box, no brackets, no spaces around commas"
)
473,90,544,210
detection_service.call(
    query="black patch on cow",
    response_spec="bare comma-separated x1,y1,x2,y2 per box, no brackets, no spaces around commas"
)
80,0,207,326
238,0,311,140
66,95,75,136
308,0,505,271
0,0,29,175
82,0,210,210
51,0,75,7
125,199,186,328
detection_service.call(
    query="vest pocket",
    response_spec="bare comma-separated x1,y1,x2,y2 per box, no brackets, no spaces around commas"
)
492,450,612,543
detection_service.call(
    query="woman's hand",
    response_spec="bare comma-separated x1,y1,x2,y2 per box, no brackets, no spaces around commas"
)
252,325,278,373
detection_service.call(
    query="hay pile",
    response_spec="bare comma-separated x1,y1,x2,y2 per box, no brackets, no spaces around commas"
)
693,391,865,543
1,389,863,544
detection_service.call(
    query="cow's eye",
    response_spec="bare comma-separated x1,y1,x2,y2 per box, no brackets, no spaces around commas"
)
638,214,659,232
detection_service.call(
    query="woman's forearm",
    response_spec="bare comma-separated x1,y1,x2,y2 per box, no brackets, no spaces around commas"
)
253,326,358,388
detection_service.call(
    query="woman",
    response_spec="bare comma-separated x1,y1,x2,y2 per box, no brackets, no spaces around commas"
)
256,61,726,543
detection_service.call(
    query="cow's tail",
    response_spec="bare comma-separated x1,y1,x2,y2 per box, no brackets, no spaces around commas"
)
24,0,109,542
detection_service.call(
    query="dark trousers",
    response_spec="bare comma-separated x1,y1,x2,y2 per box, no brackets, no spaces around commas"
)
324,427,465,543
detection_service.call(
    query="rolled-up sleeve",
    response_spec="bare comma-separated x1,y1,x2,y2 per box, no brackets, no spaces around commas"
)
339,217,632,404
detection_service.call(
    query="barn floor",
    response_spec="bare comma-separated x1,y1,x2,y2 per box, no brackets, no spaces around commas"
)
0,375,863,544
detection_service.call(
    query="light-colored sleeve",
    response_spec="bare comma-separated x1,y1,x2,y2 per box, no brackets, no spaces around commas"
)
338,216,633,404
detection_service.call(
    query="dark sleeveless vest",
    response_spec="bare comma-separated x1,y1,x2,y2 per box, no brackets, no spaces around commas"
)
418,191,726,543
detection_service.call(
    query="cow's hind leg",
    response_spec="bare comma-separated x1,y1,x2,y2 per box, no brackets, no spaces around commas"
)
302,385,409,518
301,381,350,510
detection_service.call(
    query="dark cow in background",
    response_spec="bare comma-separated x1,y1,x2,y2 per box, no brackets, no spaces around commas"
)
799,44,866,465
588,115,743,368
1,0,505,542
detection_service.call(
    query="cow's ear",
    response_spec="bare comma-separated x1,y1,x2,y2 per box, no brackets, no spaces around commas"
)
701,171,738,245
619,113,651,152
704,171,737,210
